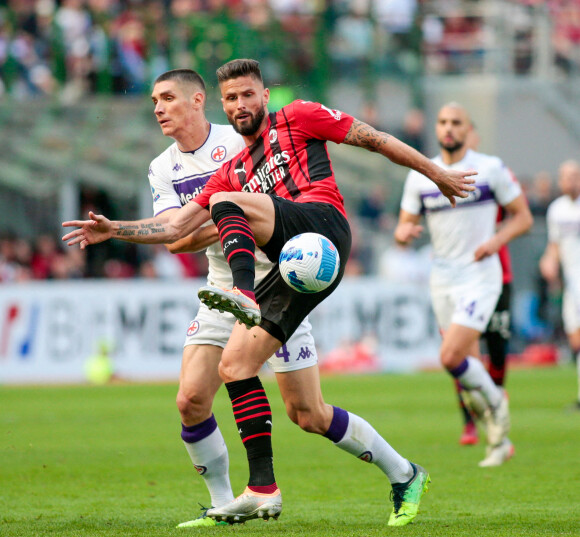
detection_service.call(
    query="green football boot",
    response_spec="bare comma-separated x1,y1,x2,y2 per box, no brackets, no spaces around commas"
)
388,463,431,527
177,505,229,528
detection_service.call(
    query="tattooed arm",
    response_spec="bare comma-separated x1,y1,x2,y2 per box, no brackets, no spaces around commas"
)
62,201,210,250
343,119,477,206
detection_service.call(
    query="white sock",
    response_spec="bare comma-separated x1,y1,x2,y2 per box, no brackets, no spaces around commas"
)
456,356,502,408
183,427,234,507
334,412,413,484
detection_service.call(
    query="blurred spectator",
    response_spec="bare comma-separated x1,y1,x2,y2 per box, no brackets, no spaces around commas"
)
439,10,486,74
0,232,19,282
551,0,580,75
110,1,149,94
330,4,374,79
103,257,135,278
54,0,94,101
30,234,60,279
374,0,417,36
396,107,425,153
345,217,374,275
357,184,390,230
527,170,555,216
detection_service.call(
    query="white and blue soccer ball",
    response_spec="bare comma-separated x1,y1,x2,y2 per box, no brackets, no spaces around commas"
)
279,233,340,293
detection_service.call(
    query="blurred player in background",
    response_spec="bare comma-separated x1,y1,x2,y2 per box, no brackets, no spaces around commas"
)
394,103,533,467
63,59,476,526
539,159,580,411
455,124,516,446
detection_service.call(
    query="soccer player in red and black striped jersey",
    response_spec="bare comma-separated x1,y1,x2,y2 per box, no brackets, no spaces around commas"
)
62,58,477,526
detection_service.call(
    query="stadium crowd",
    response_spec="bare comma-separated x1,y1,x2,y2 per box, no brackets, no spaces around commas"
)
1,0,579,101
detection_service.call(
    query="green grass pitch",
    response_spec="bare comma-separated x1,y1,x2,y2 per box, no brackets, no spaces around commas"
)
1,366,579,536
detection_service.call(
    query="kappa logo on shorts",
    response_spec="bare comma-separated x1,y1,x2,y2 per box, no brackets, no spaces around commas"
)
358,451,373,463
211,145,227,162
194,464,207,475
269,129,278,144
187,320,200,336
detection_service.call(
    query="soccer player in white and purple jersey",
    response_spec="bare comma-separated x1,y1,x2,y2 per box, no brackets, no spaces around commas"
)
395,103,533,467
540,159,580,411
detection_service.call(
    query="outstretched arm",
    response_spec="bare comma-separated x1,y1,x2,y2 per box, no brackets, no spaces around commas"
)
62,201,210,249
343,119,476,207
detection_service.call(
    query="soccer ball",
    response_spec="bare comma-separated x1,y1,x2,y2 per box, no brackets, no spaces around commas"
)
279,233,340,293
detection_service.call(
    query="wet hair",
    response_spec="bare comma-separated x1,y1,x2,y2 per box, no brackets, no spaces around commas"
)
216,59,263,84
154,69,206,93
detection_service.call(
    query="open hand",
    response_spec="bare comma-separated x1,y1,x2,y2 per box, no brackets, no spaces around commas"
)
433,169,477,208
62,211,113,249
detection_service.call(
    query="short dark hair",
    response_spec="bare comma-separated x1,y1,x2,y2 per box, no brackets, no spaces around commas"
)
154,69,206,92
216,59,263,84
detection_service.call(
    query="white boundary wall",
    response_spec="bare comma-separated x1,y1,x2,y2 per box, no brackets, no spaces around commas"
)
0,279,441,384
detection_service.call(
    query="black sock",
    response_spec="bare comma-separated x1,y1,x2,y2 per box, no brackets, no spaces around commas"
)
211,201,255,293
225,376,275,487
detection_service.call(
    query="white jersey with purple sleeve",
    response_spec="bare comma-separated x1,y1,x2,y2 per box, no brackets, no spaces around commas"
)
148,123,272,288
546,194,580,332
400,149,522,288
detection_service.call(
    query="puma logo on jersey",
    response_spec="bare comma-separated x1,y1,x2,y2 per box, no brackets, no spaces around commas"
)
234,164,245,175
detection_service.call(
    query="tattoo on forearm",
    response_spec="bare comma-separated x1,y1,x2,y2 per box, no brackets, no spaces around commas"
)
115,222,166,238
140,223,165,234
344,119,390,152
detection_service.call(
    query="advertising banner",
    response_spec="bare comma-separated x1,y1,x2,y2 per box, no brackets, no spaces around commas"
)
0,279,441,384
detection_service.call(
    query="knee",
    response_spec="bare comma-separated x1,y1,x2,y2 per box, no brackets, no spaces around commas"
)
218,352,259,382
209,192,232,209
440,346,465,370
285,404,329,435
218,358,236,383
176,388,211,424
290,409,319,434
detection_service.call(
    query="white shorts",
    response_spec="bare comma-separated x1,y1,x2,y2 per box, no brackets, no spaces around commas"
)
184,302,318,373
562,288,580,334
430,280,501,333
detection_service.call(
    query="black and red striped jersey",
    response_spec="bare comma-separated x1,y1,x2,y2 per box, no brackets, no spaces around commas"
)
194,100,355,218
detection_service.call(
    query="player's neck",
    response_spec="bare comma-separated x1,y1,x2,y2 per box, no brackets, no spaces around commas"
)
441,147,468,165
175,120,211,152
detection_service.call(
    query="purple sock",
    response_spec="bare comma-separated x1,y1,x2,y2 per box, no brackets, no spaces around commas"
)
181,414,218,444
323,406,349,443
449,358,469,378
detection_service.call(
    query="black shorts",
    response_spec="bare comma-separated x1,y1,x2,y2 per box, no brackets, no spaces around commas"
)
256,196,352,343
484,282,511,339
